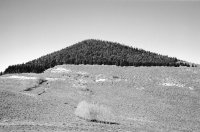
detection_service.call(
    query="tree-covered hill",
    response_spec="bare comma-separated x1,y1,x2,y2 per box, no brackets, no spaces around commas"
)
4,39,193,74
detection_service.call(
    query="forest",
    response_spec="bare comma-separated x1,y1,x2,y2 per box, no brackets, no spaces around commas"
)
4,39,193,74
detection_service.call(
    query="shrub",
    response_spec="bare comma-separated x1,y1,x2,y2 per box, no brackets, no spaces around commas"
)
36,77,47,85
23,77,47,91
75,100,114,122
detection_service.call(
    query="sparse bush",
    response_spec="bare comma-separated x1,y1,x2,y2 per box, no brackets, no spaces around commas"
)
36,77,47,85
75,100,114,122
112,75,119,79
23,77,47,91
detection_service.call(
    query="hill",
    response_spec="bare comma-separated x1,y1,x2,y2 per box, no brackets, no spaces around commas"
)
4,39,193,74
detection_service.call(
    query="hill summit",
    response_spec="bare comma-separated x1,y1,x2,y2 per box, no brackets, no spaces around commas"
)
4,39,193,74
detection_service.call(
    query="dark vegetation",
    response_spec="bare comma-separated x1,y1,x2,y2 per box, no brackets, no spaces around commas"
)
4,39,194,74
23,78,47,91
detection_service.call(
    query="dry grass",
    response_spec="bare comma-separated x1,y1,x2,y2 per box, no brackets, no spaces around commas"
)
1,65,200,131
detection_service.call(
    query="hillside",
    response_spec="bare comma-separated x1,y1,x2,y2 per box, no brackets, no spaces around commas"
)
4,39,193,74
0,65,200,131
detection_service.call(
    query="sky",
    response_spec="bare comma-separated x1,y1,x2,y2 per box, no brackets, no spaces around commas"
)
0,0,200,72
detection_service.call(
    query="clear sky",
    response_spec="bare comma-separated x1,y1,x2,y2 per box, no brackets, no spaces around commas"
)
0,0,200,72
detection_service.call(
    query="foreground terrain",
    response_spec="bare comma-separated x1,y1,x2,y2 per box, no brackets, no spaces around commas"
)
0,65,200,132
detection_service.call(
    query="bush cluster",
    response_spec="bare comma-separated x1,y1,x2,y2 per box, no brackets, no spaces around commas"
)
75,100,113,122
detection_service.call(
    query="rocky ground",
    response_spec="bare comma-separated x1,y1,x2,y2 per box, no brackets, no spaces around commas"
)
0,65,200,132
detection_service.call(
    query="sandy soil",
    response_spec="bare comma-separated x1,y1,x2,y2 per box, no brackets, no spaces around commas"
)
0,65,200,132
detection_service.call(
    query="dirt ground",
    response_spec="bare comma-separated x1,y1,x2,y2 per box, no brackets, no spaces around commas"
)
0,65,200,132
